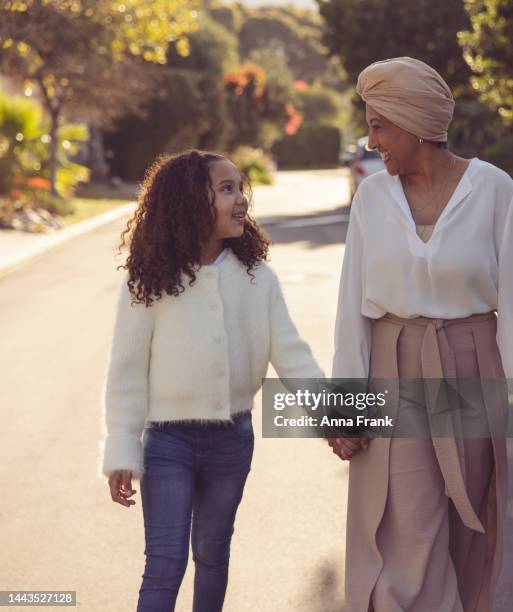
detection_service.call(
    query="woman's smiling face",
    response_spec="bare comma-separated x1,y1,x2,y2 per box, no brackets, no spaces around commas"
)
366,105,418,176
208,159,248,240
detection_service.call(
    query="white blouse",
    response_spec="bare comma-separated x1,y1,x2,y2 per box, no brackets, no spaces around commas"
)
333,157,513,380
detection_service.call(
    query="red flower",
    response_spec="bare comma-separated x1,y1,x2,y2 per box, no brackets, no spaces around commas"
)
294,80,309,91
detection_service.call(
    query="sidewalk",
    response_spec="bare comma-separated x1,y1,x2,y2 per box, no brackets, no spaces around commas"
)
0,202,136,278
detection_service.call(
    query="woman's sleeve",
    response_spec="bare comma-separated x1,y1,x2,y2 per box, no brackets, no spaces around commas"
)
497,196,513,381
98,274,154,480
332,195,372,379
269,273,325,380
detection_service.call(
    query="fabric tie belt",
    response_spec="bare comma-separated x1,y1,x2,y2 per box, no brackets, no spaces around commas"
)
380,311,499,533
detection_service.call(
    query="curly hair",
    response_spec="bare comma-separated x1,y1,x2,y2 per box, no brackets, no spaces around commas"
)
116,149,272,306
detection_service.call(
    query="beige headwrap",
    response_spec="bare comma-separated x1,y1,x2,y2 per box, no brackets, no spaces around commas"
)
356,56,455,142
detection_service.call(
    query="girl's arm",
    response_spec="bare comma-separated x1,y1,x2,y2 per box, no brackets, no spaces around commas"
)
268,272,325,380
99,274,154,480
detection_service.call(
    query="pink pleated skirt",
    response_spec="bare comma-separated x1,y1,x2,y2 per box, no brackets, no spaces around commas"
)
344,311,508,612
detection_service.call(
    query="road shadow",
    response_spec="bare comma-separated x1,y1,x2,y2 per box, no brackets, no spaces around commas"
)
258,206,350,250
295,557,348,612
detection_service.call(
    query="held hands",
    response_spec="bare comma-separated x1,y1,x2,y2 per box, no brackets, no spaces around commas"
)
326,436,369,460
108,470,137,508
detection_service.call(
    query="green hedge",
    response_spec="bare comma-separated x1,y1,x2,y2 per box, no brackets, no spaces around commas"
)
271,124,341,168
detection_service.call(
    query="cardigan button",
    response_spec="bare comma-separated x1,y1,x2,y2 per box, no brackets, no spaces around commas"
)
209,303,219,311
216,370,225,378
214,402,223,411
213,336,222,344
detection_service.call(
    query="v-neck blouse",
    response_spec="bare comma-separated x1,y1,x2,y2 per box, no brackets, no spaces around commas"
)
333,157,513,379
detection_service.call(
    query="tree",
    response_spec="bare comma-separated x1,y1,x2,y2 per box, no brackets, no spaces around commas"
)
0,0,198,193
459,0,513,125
316,0,507,157
317,0,472,90
223,62,268,148
238,6,341,86
104,14,238,180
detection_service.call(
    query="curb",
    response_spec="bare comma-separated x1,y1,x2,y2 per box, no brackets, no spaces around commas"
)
0,202,136,279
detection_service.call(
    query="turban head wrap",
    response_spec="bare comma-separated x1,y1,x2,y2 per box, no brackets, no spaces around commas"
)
356,56,455,142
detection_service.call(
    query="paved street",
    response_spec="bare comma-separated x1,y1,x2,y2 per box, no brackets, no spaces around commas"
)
1,167,511,611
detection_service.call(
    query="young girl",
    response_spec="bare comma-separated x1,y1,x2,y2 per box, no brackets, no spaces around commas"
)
98,149,324,611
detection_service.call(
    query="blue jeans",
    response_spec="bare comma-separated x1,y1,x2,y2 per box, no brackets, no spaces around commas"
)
136,411,254,612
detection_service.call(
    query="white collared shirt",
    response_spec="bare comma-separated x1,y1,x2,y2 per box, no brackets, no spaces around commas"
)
213,247,229,265
333,157,513,379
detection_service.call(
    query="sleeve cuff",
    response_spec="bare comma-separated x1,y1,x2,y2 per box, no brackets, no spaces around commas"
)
98,432,144,480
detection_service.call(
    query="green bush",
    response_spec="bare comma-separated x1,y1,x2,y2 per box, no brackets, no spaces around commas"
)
295,87,342,125
19,191,75,216
230,146,275,185
271,124,341,168
0,91,89,198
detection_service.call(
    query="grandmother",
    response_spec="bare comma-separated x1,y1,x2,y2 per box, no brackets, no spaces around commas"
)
330,57,513,611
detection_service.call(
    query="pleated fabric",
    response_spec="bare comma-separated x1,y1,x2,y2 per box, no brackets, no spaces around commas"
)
344,311,508,612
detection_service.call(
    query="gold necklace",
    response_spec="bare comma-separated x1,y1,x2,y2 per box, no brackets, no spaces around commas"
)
403,155,456,214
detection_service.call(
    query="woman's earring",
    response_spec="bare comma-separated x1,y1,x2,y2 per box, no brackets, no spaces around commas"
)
418,137,424,144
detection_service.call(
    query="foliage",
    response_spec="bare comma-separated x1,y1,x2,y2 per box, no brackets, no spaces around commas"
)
0,0,199,192
17,189,75,216
103,2,348,176
167,13,238,74
104,13,239,181
483,133,513,176
230,146,275,186
223,62,268,148
317,0,509,158
459,0,513,124
317,0,472,91
272,125,341,168
295,85,343,126
0,91,89,197
237,6,342,86
207,0,244,33
0,90,43,193
249,46,295,122
0,0,199,124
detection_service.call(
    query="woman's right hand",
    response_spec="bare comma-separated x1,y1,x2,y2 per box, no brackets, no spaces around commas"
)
326,436,369,460
108,470,137,508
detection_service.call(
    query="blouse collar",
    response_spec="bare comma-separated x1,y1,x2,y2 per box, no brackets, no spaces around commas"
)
387,157,477,231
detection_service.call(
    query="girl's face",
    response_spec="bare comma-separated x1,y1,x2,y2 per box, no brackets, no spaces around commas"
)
208,159,248,240
366,105,418,176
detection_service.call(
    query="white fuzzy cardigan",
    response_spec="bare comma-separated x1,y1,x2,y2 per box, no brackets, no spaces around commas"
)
98,249,324,479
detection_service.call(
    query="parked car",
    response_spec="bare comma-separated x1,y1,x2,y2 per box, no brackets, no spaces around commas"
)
348,137,384,200
339,144,357,167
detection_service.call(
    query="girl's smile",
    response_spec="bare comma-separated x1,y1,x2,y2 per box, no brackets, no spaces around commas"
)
209,159,249,239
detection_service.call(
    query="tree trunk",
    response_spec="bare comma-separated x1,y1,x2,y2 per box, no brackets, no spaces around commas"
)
49,110,59,196
88,123,109,181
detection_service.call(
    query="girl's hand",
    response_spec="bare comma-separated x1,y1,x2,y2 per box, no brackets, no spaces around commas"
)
326,436,369,460
108,470,137,507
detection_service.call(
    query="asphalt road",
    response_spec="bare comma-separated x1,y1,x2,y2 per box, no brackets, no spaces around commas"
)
1,167,511,611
